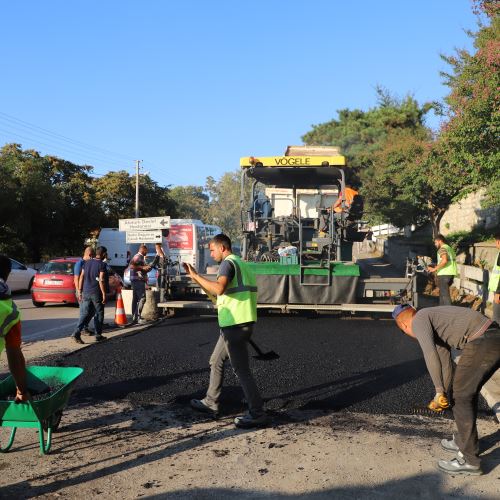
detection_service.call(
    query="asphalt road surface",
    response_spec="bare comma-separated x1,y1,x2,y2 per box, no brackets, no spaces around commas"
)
14,293,117,342
59,313,491,418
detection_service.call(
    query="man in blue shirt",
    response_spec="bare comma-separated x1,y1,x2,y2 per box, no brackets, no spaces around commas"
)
71,246,108,344
74,246,95,335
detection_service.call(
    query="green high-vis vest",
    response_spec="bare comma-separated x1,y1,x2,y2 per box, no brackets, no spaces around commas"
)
217,254,258,328
437,244,458,277
0,298,21,354
489,251,500,293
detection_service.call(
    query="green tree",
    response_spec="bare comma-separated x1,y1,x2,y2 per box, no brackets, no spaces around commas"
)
440,0,500,208
205,171,244,242
94,170,177,227
301,87,433,180
362,130,467,237
45,156,102,256
169,185,209,220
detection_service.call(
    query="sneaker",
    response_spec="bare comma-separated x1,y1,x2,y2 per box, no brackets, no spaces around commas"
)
438,456,482,476
190,399,219,415
441,436,460,453
234,412,268,429
72,335,84,345
95,335,107,342
137,318,149,325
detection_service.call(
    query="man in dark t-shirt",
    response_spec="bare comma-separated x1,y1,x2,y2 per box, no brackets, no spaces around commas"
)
393,304,500,475
71,246,109,343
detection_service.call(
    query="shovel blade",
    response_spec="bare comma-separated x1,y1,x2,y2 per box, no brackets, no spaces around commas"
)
252,351,280,361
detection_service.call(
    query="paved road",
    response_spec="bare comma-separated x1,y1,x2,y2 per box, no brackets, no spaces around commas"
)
14,293,117,342
61,313,491,418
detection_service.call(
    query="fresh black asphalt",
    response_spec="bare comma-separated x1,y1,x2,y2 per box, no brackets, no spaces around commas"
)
58,313,493,418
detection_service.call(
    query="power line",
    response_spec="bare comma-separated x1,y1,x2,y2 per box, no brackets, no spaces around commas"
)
0,128,130,175
0,111,190,186
0,111,134,163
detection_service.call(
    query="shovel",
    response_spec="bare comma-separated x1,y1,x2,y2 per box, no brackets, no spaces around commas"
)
197,283,280,361
249,339,280,361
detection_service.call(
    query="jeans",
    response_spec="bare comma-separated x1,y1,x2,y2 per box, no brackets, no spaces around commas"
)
452,327,500,466
73,292,104,337
131,280,146,321
437,275,453,305
205,324,264,416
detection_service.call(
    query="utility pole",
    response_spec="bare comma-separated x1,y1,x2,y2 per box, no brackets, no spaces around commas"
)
135,160,142,218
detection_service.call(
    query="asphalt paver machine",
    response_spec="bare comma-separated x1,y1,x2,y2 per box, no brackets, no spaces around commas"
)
159,147,418,315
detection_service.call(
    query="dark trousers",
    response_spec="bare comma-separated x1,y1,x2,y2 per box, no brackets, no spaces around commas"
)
438,275,454,305
205,324,264,416
492,301,500,323
131,280,146,321
452,327,500,466
73,292,104,336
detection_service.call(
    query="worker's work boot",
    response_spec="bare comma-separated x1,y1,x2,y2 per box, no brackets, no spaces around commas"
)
441,436,460,452
438,456,482,476
190,399,219,416
234,412,268,429
72,334,84,345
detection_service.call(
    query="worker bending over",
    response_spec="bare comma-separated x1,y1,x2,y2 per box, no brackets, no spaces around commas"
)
182,233,267,429
393,304,500,475
0,255,29,402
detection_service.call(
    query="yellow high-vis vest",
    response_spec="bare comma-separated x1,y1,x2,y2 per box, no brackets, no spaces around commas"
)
0,298,21,354
217,254,258,328
437,244,458,277
489,252,500,293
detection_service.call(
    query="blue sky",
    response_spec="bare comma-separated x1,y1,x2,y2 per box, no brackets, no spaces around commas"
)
1,1,477,187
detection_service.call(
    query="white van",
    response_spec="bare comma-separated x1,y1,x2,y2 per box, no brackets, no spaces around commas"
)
167,219,222,274
97,228,129,268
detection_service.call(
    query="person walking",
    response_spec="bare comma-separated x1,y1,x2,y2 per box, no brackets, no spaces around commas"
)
129,245,151,324
489,232,500,323
427,234,458,305
392,304,500,475
72,246,108,343
183,233,267,429
74,246,95,335
0,255,29,402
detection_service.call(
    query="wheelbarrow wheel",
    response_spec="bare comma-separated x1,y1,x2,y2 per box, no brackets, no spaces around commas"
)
42,410,63,433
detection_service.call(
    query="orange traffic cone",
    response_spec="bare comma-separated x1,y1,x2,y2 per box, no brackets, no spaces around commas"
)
114,288,128,327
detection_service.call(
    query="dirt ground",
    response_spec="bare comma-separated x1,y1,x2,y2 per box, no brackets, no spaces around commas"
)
1,399,499,499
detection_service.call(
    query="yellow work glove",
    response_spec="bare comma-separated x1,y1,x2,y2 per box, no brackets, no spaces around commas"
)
427,393,450,412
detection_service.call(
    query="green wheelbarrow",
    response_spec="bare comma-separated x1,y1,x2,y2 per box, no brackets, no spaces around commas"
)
0,366,83,454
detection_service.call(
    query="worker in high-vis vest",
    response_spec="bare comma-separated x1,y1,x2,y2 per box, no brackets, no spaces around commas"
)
182,233,267,429
427,234,458,306
0,255,29,402
490,232,500,323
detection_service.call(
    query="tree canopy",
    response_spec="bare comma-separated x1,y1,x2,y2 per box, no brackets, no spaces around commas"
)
301,2,499,236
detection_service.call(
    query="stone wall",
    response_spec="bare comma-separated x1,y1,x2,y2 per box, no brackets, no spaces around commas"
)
441,189,499,235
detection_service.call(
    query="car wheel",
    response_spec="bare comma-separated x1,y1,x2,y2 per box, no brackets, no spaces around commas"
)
32,299,45,307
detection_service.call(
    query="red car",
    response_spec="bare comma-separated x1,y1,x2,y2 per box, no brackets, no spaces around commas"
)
31,257,121,307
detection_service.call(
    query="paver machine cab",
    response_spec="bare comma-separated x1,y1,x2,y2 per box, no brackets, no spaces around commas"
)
240,147,366,270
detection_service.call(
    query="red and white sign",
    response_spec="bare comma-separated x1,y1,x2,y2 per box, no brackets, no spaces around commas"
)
168,225,194,250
